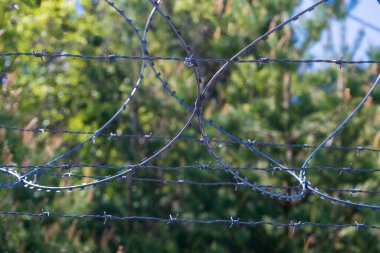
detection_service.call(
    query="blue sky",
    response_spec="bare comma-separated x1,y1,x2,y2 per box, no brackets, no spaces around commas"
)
342,0,380,58
305,0,380,60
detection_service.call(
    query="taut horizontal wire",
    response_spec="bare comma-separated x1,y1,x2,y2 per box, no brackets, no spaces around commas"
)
0,51,379,65
0,125,378,153
42,174,380,194
0,0,378,215
64,175,380,194
0,211,375,230
1,164,380,173
3,170,377,195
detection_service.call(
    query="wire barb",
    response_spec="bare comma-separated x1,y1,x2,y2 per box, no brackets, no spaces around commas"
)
0,0,379,229
32,49,45,62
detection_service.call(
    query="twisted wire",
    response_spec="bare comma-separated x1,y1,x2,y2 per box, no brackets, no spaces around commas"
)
1,0,202,192
3,171,379,195
1,0,379,224
0,211,375,230
8,0,150,190
1,51,379,65
196,0,330,202
3,164,380,173
1,124,379,153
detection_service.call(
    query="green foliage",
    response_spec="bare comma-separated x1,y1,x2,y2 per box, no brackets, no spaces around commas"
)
0,0,379,252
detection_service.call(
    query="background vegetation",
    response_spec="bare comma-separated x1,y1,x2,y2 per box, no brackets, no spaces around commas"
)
0,0,380,252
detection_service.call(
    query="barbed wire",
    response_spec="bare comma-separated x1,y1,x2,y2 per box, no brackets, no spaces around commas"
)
4,171,379,195
0,0,204,193
3,162,380,195
2,163,380,173
1,0,380,228
0,0,376,207
140,0,311,201
195,0,326,202
1,51,379,65
144,0,380,210
1,124,379,153
0,211,375,230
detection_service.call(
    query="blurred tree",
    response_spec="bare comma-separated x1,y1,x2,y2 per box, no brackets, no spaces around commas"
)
0,0,379,252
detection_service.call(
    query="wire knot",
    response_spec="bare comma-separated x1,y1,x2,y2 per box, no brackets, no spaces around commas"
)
40,209,50,223
42,209,50,217
291,220,301,234
167,214,178,224
61,164,71,170
230,217,239,228
259,56,270,66
199,164,210,170
62,172,72,178
104,212,112,224
33,49,45,62
144,133,153,140
350,188,360,196
247,139,256,146
354,221,365,230
272,166,282,175
335,56,344,69
184,54,195,68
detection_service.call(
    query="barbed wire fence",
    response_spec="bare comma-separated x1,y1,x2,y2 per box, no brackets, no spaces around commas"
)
1,0,380,231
